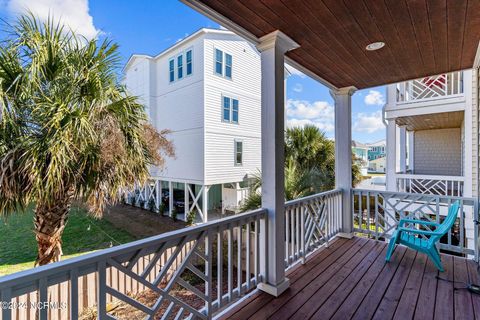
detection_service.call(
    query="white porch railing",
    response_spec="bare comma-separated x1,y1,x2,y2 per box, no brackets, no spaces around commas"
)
0,209,266,320
352,189,479,259
395,173,464,197
284,189,343,268
1,188,478,319
396,71,463,103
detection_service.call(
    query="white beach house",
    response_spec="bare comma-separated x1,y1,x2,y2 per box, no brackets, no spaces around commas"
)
124,28,261,221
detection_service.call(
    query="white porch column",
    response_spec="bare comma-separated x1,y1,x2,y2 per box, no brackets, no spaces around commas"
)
168,181,173,217
256,30,298,297
386,120,397,191
407,131,414,172
202,185,210,223
331,87,356,237
399,126,407,173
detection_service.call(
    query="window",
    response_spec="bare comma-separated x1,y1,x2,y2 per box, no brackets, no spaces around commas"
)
225,53,232,78
223,96,230,122
222,96,239,123
177,55,183,79
235,140,243,165
186,50,193,75
215,49,223,75
169,59,175,82
215,49,232,78
232,99,239,123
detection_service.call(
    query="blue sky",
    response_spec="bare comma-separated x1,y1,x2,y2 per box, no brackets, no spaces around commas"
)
0,0,386,143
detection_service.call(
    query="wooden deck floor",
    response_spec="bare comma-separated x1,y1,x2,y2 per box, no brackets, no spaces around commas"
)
220,237,480,320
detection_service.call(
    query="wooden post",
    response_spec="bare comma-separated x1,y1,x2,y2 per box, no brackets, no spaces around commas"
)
331,87,356,238
256,30,298,297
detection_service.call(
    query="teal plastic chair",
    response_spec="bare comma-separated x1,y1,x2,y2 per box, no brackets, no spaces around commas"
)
385,201,460,272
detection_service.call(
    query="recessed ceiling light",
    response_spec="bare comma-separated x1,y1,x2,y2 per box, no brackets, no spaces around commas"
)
366,42,385,51
425,118,431,121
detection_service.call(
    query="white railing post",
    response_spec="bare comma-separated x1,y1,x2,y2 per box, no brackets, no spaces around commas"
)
331,87,356,237
256,30,298,297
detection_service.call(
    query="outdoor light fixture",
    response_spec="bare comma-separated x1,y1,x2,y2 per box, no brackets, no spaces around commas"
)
366,42,385,51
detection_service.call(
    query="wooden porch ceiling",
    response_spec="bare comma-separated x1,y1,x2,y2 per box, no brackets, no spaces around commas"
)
184,0,480,89
396,111,464,131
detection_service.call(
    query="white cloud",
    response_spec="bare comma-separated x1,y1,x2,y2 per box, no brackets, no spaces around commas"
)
353,111,385,133
285,64,305,78
6,0,100,39
287,118,334,132
286,99,334,132
292,83,303,93
364,90,385,106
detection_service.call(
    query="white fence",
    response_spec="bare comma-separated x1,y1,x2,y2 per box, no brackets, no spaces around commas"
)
284,189,343,268
352,189,479,259
396,173,464,197
396,71,463,103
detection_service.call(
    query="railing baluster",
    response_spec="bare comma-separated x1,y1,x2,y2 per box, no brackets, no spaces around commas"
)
246,222,251,290
38,278,48,320
227,225,233,302
217,227,223,308
237,224,242,297
205,230,213,317
97,261,107,320
1,287,12,320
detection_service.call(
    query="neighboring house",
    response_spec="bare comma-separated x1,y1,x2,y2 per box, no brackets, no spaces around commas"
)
351,141,369,176
124,28,261,221
384,70,475,198
367,140,386,161
368,156,386,173
384,69,478,254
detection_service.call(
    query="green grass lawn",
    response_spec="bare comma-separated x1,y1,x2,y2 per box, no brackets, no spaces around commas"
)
0,206,135,276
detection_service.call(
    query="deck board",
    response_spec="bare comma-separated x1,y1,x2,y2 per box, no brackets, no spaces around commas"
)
219,237,480,320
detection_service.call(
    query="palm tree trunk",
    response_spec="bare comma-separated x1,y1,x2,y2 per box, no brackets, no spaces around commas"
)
34,194,73,266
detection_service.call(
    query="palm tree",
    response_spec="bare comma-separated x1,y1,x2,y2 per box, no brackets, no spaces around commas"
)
240,125,362,212
0,15,174,265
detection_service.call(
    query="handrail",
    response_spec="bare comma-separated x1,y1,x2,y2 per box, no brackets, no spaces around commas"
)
284,188,342,206
395,173,465,182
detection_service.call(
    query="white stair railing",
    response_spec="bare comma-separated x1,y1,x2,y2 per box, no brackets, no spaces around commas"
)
396,71,463,103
